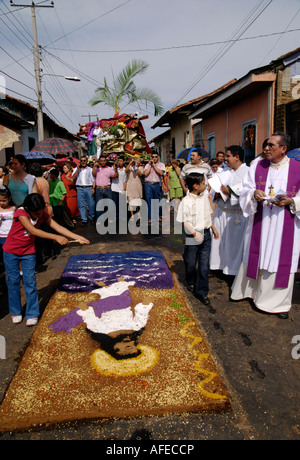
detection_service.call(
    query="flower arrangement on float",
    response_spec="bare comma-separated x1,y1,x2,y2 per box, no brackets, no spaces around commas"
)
78,112,152,161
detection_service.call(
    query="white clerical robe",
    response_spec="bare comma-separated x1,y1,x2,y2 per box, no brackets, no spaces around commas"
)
210,163,249,275
231,156,300,313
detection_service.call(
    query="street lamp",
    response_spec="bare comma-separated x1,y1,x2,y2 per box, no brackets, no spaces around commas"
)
10,1,80,141
43,74,81,82
37,73,81,141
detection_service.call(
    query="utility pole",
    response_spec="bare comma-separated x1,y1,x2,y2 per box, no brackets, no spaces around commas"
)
10,1,54,141
82,114,98,123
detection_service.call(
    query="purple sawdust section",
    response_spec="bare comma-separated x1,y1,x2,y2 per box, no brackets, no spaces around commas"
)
49,291,132,334
56,250,174,293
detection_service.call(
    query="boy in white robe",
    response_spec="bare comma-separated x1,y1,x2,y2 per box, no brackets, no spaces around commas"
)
210,145,249,276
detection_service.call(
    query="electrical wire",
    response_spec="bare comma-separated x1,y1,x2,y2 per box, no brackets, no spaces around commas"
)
42,47,162,118
44,0,133,48
46,28,300,54
0,69,36,93
259,6,300,65
172,0,274,108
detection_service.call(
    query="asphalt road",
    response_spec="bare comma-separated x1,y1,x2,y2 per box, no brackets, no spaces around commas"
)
0,221,299,440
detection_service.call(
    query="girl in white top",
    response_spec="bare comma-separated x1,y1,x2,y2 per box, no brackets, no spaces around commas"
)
0,187,16,294
0,188,16,246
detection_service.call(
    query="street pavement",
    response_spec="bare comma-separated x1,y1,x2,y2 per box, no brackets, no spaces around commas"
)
0,220,299,440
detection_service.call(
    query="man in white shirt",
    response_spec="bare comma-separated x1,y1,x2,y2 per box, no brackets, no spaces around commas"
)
111,156,128,224
72,156,95,226
144,151,165,222
231,133,300,319
180,150,212,195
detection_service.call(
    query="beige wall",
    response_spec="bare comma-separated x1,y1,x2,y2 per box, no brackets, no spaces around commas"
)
170,118,192,156
202,85,274,157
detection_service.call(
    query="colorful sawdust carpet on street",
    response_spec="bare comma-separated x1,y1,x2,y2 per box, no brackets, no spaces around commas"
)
0,250,230,432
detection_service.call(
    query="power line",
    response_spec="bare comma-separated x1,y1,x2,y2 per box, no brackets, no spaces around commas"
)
44,0,133,48
42,48,162,118
0,45,35,79
45,28,300,54
172,0,274,108
259,6,300,65
0,69,36,93
4,87,37,103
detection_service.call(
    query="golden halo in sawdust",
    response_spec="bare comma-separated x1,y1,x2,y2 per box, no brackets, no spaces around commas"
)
90,345,160,377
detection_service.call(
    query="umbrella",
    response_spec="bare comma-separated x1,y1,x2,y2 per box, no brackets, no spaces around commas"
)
31,138,77,156
177,146,210,161
56,156,80,168
287,148,300,161
22,151,56,164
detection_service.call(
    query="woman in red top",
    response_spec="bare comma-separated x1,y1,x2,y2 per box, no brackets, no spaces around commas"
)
61,163,80,222
3,193,89,326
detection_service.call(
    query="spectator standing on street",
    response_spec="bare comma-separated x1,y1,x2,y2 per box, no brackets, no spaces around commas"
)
165,158,183,212
49,169,67,224
30,163,53,217
72,156,95,226
0,187,15,255
216,151,226,169
111,156,127,223
61,163,80,222
180,150,212,195
144,151,165,223
93,155,117,221
3,154,38,206
0,166,6,188
0,188,15,294
125,157,144,220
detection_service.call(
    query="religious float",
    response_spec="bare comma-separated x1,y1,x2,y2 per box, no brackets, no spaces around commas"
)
77,112,152,162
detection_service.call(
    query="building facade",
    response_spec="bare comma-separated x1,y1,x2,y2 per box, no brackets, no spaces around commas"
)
151,47,300,164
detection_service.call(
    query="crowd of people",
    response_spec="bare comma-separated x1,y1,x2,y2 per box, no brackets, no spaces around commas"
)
0,131,299,326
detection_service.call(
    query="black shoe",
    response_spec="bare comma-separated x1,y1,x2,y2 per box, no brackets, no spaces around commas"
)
196,294,211,306
276,312,289,319
187,284,194,293
81,221,87,227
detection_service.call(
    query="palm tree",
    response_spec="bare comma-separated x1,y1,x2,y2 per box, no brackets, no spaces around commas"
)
89,59,164,116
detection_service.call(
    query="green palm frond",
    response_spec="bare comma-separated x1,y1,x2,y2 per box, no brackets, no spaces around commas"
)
89,60,163,116
130,87,164,116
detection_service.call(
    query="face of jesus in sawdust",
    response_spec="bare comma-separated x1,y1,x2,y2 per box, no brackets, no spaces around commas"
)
89,329,144,360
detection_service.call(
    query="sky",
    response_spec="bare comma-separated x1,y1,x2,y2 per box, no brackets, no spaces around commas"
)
0,0,300,141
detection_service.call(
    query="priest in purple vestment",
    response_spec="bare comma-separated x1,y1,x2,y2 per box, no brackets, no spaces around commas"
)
231,132,300,319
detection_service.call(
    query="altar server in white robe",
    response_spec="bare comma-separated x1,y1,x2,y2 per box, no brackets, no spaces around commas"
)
210,145,249,276
231,133,300,319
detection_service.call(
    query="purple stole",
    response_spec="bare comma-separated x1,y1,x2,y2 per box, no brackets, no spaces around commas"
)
247,158,300,288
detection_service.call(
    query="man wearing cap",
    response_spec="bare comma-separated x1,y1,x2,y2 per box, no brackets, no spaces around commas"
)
231,132,300,319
